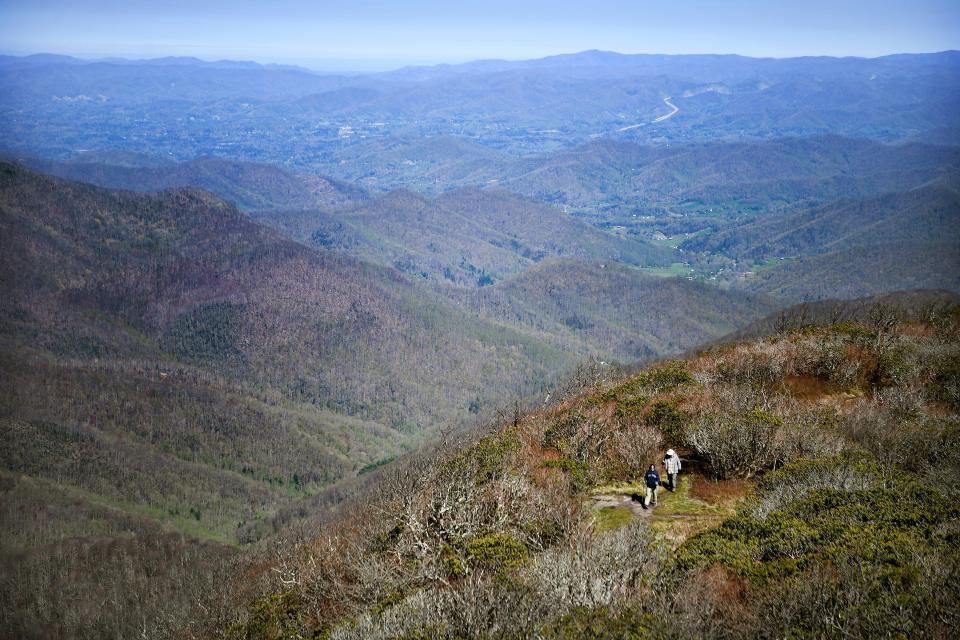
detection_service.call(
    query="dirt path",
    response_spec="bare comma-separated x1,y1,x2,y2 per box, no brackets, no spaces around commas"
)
590,472,746,543
591,492,651,517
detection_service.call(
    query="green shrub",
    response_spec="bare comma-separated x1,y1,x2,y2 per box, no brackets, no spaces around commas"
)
446,429,521,484
599,362,691,403
466,533,528,573
542,607,655,640
645,400,688,445
614,395,648,419
372,590,406,616
441,545,467,578
225,591,312,640
541,457,592,493
543,413,582,451
673,483,959,586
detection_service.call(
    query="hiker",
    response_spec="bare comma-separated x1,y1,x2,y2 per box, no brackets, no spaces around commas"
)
663,448,681,492
644,464,661,508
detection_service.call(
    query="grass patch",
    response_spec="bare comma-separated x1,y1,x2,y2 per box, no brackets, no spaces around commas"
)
591,481,646,496
33,476,236,545
591,506,634,533
640,263,696,278
654,475,733,517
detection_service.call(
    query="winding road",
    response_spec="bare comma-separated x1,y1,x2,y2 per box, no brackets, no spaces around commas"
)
652,96,679,122
613,96,680,134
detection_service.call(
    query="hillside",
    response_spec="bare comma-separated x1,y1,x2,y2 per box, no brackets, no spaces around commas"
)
717,288,960,342
19,153,366,212
307,135,960,210
221,295,960,639
449,259,777,361
257,188,675,286
495,136,960,216
740,242,960,302
686,181,960,261
0,161,588,538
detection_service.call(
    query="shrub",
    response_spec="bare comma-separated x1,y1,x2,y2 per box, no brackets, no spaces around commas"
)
446,429,520,484
687,408,785,479
673,484,959,586
543,413,583,451
541,607,655,640
605,423,662,482
614,395,648,419
542,412,606,465
541,457,592,493
466,533,528,573
523,521,660,611
599,361,691,402
746,453,882,518
225,591,310,640
644,400,688,446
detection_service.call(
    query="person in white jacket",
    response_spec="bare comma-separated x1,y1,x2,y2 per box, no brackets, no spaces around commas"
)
663,449,681,492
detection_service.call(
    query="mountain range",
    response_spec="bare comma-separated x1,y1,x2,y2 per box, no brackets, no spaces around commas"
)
3,50,959,163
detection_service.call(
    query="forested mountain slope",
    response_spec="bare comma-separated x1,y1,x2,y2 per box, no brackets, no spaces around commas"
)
686,180,960,260
491,136,960,215
19,153,367,212
257,187,674,286
222,295,960,639
0,161,580,539
741,242,960,302
448,259,777,361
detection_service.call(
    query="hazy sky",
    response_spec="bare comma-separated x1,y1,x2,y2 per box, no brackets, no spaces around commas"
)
2,0,959,70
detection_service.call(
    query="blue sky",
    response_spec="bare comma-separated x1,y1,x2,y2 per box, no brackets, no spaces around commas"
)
1,0,958,70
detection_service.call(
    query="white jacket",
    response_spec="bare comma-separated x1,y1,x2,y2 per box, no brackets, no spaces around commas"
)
663,453,681,474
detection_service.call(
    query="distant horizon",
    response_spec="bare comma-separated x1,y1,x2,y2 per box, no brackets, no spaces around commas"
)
2,0,958,72
3,47,959,74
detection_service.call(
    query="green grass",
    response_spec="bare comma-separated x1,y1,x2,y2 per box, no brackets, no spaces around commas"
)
591,506,634,533
647,237,684,250
639,262,696,278
26,475,237,545
750,257,790,273
653,475,731,517
591,480,646,496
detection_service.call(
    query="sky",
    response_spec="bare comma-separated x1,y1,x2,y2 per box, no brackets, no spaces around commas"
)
1,0,959,71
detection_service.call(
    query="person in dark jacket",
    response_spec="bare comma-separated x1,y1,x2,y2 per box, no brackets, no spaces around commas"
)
644,465,661,508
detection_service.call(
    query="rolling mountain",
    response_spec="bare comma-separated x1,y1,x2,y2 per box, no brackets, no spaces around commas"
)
4,47,959,639
740,243,960,302
0,161,583,541
19,153,366,212
449,259,778,361
257,187,675,286
685,180,960,261
492,136,960,216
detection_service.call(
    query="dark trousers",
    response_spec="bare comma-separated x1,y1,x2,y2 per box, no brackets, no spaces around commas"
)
667,472,678,491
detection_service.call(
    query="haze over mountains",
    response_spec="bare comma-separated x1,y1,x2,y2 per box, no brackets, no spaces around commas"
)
1,47,959,637
3,50,960,163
